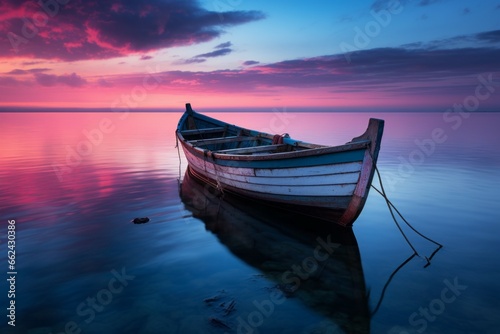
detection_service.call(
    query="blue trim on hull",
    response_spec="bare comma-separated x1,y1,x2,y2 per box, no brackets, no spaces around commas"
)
187,146,365,169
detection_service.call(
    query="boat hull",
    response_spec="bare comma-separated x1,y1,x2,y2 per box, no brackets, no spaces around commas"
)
176,104,384,226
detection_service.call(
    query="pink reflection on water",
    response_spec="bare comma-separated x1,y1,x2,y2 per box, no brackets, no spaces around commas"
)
1,111,499,216
0,112,183,214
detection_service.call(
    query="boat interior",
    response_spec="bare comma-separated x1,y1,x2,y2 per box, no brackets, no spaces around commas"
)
179,115,325,155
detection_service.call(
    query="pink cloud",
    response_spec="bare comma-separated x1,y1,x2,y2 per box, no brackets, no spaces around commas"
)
0,0,264,61
34,72,87,87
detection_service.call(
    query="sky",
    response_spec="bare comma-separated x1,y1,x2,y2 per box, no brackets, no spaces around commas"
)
0,0,499,111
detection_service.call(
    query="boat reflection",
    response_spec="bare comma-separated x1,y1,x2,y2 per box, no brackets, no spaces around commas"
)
180,168,370,333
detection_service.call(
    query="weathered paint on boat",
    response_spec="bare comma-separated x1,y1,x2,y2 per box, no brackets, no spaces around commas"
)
176,103,384,226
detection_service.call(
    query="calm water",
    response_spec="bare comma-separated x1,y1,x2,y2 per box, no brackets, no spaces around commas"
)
1,111,499,334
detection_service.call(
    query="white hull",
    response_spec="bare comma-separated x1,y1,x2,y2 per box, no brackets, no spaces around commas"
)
185,152,362,197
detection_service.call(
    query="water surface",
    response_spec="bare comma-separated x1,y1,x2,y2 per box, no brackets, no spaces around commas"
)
1,111,499,333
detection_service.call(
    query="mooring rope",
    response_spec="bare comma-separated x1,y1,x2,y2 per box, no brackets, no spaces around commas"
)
368,160,444,316
175,135,182,182
371,176,443,248
210,156,225,195
371,163,443,266
370,252,416,316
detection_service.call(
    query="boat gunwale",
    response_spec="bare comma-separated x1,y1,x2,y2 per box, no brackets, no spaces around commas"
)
176,106,373,162
179,137,370,162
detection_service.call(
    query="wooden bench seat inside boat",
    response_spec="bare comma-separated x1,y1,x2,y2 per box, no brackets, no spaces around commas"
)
180,127,226,136
214,144,291,155
187,136,259,147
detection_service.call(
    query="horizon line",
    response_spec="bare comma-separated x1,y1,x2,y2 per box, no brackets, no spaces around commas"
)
0,107,500,114
1,106,499,113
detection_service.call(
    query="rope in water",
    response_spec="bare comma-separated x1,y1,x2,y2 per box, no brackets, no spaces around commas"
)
369,162,443,315
370,252,416,316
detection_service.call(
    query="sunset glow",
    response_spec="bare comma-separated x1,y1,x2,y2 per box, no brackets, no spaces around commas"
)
0,0,499,111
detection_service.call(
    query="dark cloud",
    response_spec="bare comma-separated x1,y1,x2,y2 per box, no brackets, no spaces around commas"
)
243,60,260,66
333,47,500,79
148,44,500,101
0,0,264,61
57,73,87,87
0,76,21,86
402,29,500,50
179,41,234,63
34,73,59,87
371,0,441,11
215,41,232,49
34,73,87,87
21,61,47,66
176,58,207,65
97,78,113,87
476,30,500,43
7,68,50,75
139,55,153,60
417,0,441,6
195,48,233,58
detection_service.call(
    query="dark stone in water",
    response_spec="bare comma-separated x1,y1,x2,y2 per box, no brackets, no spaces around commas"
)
203,295,220,303
209,317,231,329
204,291,236,329
223,300,236,315
132,217,150,224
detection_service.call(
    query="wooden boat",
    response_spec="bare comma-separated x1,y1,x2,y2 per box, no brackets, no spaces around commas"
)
176,103,384,227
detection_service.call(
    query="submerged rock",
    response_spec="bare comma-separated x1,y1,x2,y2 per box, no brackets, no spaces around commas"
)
209,317,231,329
222,300,236,315
132,217,150,224
203,295,221,303
203,291,237,330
